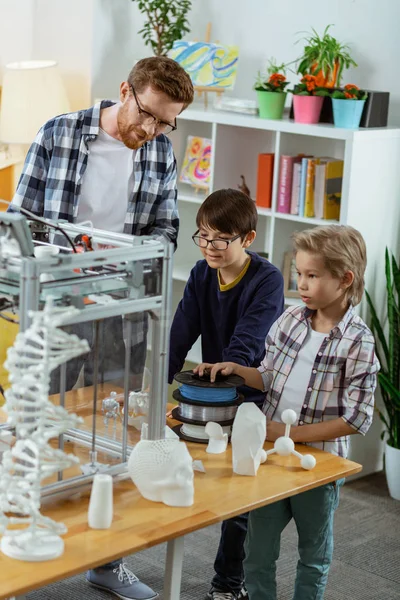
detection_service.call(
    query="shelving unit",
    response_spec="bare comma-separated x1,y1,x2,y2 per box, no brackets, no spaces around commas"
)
169,104,400,364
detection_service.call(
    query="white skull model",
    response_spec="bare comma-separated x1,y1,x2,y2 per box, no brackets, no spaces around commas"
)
231,403,267,476
128,439,194,507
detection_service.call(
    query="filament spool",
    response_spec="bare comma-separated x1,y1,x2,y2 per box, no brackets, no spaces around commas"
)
172,370,244,443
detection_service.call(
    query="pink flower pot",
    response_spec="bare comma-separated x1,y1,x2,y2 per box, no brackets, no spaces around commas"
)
293,95,324,124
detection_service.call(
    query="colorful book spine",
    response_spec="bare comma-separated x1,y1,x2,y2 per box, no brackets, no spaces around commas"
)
255,153,275,209
314,162,326,219
324,160,344,220
290,162,302,215
304,159,317,218
298,158,309,217
277,155,296,213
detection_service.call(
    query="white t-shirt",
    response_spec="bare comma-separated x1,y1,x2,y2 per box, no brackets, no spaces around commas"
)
76,128,135,233
273,328,327,424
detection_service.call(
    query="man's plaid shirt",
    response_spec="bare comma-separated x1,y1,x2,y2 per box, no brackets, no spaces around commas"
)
10,101,179,245
258,304,379,457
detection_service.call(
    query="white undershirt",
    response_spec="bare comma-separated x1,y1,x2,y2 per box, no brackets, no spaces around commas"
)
76,128,135,233
273,328,327,424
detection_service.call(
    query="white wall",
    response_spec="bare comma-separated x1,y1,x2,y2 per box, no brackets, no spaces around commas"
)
0,0,93,111
92,0,400,125
32,0,94,110
0,0,35,80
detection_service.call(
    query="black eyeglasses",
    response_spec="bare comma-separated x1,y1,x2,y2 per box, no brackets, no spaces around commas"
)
130,85,177,135
192,231,241,251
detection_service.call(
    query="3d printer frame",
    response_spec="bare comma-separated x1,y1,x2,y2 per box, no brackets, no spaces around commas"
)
0,219,173,501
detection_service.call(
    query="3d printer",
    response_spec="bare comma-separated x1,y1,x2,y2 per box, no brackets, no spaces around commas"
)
0,209,172,501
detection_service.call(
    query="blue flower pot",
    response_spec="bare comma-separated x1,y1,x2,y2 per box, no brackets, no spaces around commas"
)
332,98,366,129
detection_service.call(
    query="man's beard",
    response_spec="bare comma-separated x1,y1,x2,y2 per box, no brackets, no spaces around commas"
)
117,105,149,150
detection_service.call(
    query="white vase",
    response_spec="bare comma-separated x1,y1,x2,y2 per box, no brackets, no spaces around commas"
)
385,442,400,500
88,474,113,528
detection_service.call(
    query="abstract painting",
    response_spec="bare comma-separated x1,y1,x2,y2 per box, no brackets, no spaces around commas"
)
170,41,239,90
180,136,212,189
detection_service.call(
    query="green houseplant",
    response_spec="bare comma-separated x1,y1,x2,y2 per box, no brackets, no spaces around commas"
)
331,84,368,128
132,0,191,56
365,249,400,500
254,59,289,120
297,25,357,88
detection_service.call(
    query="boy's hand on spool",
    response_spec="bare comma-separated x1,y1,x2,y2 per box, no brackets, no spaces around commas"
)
194,362,236,382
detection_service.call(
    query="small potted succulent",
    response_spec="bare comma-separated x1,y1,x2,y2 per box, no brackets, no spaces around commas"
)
289,74,330,124
331,84,368,128
254,59,289,120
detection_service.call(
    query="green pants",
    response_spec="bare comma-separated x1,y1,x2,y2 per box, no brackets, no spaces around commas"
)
244,479,344,600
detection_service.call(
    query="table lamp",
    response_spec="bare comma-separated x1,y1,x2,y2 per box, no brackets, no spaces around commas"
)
0,60,70,144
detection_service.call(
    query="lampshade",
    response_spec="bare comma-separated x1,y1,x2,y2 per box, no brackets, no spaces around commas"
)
0,60,70,144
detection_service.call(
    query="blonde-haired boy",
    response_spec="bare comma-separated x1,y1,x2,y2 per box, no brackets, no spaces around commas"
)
195,224,380,600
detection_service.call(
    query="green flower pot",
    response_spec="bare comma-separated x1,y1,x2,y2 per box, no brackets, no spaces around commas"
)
257,91,287,120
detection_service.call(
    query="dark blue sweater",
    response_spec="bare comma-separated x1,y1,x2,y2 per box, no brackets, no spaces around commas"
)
168,251,284,405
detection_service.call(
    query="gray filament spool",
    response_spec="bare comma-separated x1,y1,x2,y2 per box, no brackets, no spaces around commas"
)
178,401,238,423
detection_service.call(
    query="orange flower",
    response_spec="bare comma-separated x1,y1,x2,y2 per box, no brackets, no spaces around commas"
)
269,73,286,86
345,91,356,99
301,74,317,92
344,83,359,91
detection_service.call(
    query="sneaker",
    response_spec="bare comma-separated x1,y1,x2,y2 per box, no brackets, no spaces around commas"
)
206,586,248,600
86,562,158,600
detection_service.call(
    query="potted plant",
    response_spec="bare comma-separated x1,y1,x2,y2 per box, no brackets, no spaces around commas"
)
330,84,368,128
297,25,357,88
254,59,289,120
132,0,192,56
365,249,400,500
289,75,330,124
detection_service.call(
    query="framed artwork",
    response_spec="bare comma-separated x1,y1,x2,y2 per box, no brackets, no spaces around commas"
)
170,41,239,90
283,252,300,298
179,136,212,190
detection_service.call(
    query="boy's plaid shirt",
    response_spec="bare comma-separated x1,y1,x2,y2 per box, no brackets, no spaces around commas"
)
10,101,179,246
258,304,380,457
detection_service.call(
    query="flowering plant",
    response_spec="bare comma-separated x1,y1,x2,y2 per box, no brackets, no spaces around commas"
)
254,59,289,93
289,74,330,96
331,84,368,100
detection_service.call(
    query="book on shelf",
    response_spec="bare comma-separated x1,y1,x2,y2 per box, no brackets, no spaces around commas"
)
290,162,302,215
322,158,343,220
256,153,274,209
277,155,299,213
314,162,326,219
298,157,310,218
304,158,318,218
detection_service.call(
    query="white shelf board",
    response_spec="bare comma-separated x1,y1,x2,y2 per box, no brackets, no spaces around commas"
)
178,192,204,205
274,213,338,226
178,104,400,141
257,207,272,217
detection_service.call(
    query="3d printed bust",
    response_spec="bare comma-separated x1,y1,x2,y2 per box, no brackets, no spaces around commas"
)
205,422,228,454
231,403,267,476
128,439,194,507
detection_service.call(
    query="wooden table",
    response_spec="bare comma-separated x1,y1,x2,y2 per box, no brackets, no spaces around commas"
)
0,386,362,600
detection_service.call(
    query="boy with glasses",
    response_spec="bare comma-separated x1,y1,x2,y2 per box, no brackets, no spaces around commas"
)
168,189,284,600
10,57,194,600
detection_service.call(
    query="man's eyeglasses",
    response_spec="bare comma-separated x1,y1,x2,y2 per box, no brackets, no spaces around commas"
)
130,85,177,135
192,231,241,251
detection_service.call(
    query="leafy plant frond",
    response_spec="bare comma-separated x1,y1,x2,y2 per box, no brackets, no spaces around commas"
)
366,248,400,449
133,0,192,56
295,24,357,86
